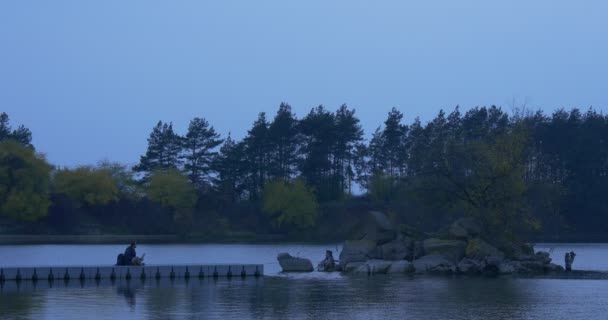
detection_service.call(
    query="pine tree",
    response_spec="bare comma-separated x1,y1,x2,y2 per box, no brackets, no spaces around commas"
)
182,117,223,190
134,121,182,178
242,113,270,200
332,104,363,194
267,103,300,181
299,106,337,201
214,133,247,202
0,112,33,146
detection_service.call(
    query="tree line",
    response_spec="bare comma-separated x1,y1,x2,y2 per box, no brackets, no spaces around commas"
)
1,104,607,241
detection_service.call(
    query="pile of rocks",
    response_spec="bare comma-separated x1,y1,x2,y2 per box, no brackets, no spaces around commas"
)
339,211,563,276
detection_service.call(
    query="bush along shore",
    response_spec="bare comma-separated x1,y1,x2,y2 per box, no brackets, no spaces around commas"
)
279,211,566,276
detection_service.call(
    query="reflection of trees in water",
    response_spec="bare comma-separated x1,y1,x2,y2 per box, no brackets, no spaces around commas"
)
143,279,181,320
116,281,139,310
0,290,38,320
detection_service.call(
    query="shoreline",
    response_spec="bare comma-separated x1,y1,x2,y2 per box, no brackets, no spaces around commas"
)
1,234,608,245
0,234,336,245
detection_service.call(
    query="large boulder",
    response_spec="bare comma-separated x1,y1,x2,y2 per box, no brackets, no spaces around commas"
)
388,260,415,274
449,217,482,239
465,238,505,260
457,258,485,274
380,238,411,261
413,241,425,259
277,253,313,272
354,259,393,275
423,238,467,262
342,261,365,273
413,254,456,274
362,211,397,245
498,261,518,274
339,240,379,269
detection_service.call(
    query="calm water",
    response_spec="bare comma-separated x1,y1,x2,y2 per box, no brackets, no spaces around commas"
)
1,243,607,319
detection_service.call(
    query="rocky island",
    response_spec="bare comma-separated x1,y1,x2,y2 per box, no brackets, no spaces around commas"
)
279,211,565,276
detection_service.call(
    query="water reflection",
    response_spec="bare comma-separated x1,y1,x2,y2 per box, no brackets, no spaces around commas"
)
116,281,140,309
3,274,608,319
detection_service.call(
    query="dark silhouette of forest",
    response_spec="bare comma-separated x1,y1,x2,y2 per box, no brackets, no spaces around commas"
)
1,104,607,242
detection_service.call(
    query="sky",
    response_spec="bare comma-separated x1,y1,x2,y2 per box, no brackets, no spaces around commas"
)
1,0,607,167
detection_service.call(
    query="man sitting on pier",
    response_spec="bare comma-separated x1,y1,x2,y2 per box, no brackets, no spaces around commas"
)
115,242,145,266
124,242,137,265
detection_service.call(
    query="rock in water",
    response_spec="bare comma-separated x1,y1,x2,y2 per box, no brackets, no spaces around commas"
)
277,253,313,272
413,254,456,274
380,239,411,261
388,261,415,274
339,239,379,270
422,238,467,262
354,260,393,275
465,238,505,260
361,211,396,245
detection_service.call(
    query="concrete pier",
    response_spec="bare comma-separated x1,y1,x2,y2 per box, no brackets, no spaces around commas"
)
0,264,263,281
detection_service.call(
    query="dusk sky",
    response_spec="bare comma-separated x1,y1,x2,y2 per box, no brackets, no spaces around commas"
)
1,1,606,167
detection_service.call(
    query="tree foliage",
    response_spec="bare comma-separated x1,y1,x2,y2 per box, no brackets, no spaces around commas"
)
4,105,608,241
0,140,51,221
182,117,223,189
53,166,118,207
134,121,182,177
262,178,318,229
0,112,32,146
146,169,197,224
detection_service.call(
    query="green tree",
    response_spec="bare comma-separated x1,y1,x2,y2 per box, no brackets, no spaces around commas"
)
0,112,33,146
262,178,318,229
299,106,336,201
214,133,247,203
134,121,182,178
182,117,223,189
146,169,197,224
53,166,118,207
267,103,300,181
97,160,139,199
242,113,270,200
332,104,364,194
0,140,51,221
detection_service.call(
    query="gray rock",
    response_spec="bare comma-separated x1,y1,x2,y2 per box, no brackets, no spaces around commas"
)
361,211,397,245
343,261,365,273
339,240,378,269
366,259,393,274
485,255,504,267
413,241,425,259
535,251,552,264
352,260,393,275
519,260,546,273
353,263,372,275
380,239,410,261
457,258,485,274
423,238,467,262
498,261,518,274
413,254,456,274
465,238,505,260
449,217,482,239
277,253,313,272
545,263,565,273
388,260,414,274
370,211,394,231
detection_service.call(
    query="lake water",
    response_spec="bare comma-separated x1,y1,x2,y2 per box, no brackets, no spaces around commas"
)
1,243,608,319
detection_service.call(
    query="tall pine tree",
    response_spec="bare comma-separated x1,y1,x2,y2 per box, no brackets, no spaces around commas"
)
134,121,182,178
182,117,223,190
